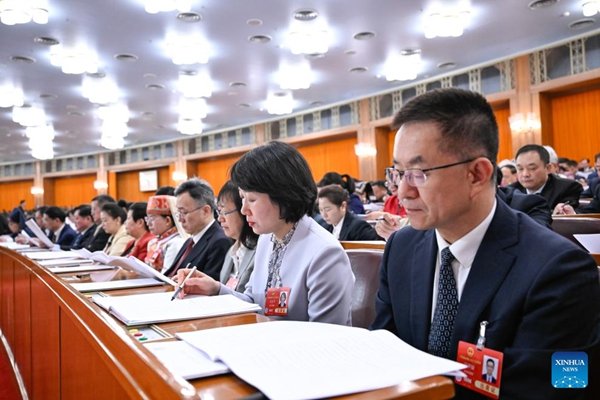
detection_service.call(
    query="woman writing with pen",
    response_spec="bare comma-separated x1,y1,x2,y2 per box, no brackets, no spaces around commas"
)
174,141,355,325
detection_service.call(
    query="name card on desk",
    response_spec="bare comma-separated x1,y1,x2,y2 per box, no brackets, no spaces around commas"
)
91,292,261,326
177,320,466,400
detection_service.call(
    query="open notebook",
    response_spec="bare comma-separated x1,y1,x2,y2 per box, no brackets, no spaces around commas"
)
177,321,467,400
92,292,261,326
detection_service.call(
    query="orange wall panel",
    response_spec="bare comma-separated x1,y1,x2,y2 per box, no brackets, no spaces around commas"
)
196,154,243,193
549,87,600,162
0,180,34,213
46,174,96,208
494,107,513,162
116,167,169,202
296,136,359,181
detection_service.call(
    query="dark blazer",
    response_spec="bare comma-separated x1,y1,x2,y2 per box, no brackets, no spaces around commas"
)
577,184,600,214
326,211,380,241
497,186,552,228
54,224,77,248
372,199,600,399
510,173,583,209
481,373,497,384
164,222,232,279
85,225,110,252
64,224,96,250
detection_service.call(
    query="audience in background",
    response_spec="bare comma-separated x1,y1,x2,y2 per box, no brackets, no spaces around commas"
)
100,202,133,256
318,184,380,241
123,202,154,261
88,195,115,252
155,186,176,196
69,205,96,250
511,144,582,209
499,163,518,187
318,172,365,214
145,195,186,273
41,206,77,248
217,181,259,293
370,180,389,203
163,178,231,279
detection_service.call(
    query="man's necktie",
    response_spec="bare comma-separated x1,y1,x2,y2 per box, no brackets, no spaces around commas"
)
168,238,194,276
427,247,458,359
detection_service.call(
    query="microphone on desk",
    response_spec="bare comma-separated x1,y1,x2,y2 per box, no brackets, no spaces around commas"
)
171,265,197,301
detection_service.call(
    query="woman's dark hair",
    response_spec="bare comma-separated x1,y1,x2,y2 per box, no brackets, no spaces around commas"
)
218,181,258,249
318,172,357,194
230,141,317,223
101,203,127,224
128,202,149,231
317,184,349,207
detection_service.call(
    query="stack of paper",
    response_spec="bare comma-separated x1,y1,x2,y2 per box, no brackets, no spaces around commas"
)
72,278,165,293
177,321,467,400
71,248,175,285
24,250,84,260
0,242,30,250
144,341,230,379
25,219,54,248
91,292,261,326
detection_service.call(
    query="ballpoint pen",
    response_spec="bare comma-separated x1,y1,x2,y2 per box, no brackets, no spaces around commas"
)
171,265,197,301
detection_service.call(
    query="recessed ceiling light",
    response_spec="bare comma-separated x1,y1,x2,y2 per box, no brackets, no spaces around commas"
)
177,12,202,22
146,83,165,90
247,18,263,26
114,53,138,61
10,56,35,64
87,72,106,78
349,66,368,73
40,93,58,99
353,31,376,40
569,18,596,29
294,9,318,21
34,36,59,45
437,62,456,69
248,34,271,43
401,48,421,56
229,81,247,88
143,73,157,79
238,103,250,108
305,53,325,59
528,0,560,9
561,11,571,17
345,50,357,55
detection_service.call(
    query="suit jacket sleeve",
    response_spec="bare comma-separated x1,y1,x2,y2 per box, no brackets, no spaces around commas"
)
370,236,399,333
202,235,232,280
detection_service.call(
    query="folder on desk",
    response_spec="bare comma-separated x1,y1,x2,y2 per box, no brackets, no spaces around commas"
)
144,340,230,379
91,292,261,326
177,321,467,400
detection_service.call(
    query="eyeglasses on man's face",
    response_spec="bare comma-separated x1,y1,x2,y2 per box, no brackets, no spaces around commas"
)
385,158,475,188
175,205,204,219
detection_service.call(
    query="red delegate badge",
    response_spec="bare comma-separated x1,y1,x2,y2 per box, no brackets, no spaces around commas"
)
455,340,504,398
264,287,291,316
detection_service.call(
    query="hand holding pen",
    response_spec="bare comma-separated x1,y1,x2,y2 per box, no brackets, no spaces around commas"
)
171,266,197,301
553,200,575,216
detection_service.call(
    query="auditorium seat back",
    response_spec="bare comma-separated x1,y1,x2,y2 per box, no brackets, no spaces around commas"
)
345,249,383,329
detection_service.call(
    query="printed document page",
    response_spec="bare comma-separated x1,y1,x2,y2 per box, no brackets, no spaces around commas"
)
177,321,466,400
24,250,84,260
71,278,164,293
25,219,54,248
91,292,261,326
144,340,230,379
574,233,600,253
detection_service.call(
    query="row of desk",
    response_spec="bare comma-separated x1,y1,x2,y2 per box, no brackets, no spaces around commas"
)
0,245,455,400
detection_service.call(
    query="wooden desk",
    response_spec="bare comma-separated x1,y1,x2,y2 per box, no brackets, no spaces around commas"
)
0,247,454,399
341,240,386,250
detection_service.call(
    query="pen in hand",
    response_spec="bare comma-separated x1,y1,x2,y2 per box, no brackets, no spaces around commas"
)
171,266,197,301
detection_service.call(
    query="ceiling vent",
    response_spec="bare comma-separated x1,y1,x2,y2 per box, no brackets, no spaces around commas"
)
528,0,560,10
569,18,596,29
294,9,318,21
10,55,35,64
34,36,59,45
177,12,202,22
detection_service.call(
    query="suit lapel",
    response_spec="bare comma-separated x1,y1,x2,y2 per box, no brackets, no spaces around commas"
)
410,230,437,351
452,200,518,351
339,212,352,239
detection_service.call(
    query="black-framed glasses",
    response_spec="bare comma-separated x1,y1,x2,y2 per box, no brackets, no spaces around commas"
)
217,208,238,217
385,158,476,188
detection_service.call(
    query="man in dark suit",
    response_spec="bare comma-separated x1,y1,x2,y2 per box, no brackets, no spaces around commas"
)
371,88,599,399
317,184,380,241
67,204,96,250
510,144,583,209
163,179,231,279
481,358,497,384
42,206,77,248
86,194,114,252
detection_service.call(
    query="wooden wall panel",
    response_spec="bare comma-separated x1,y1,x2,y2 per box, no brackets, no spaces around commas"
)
116,167,169,202
548,87,600,161
60,313,129,400
296,136,359,181
13,264,32,391
46,174,96,208
31,277,60,399
0,180,34,213
195,154,242,193
494,106,513,162
0,256,15,347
